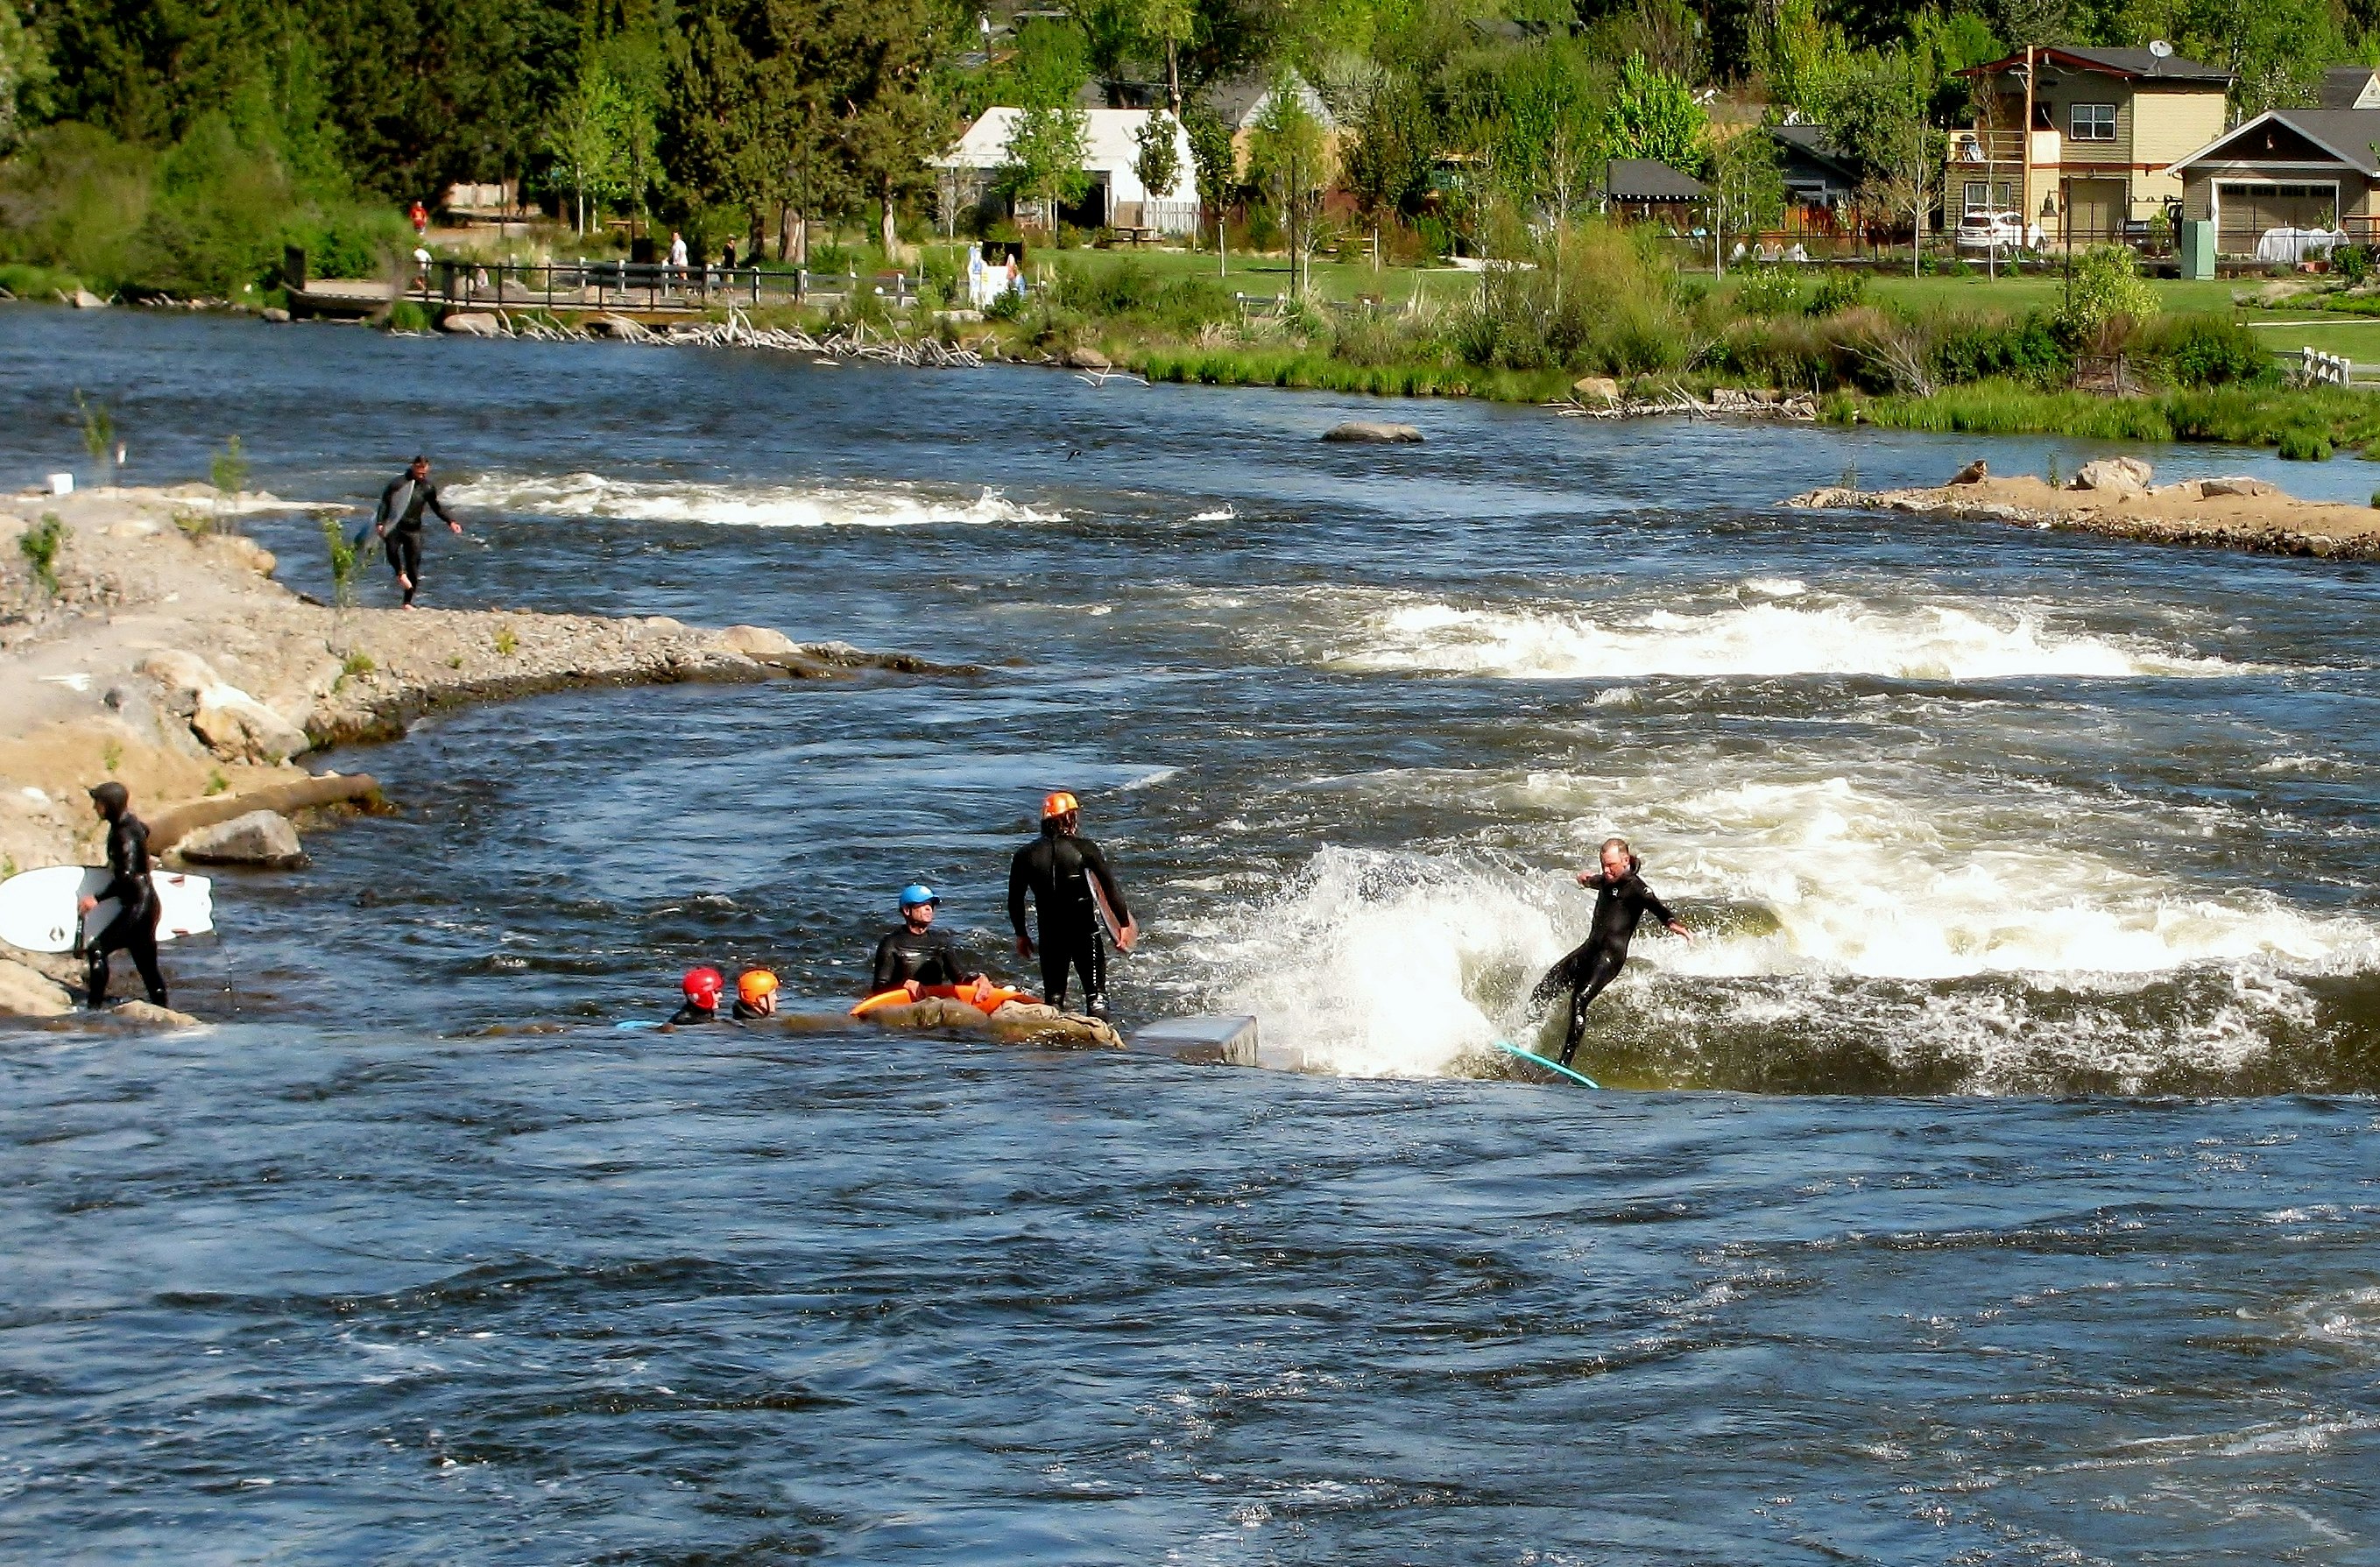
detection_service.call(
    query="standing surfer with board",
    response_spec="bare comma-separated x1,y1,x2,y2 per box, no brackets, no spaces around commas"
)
1008,792,1138,1022
1532,836,1689,1069
368,455,464,609
75,782,169,1010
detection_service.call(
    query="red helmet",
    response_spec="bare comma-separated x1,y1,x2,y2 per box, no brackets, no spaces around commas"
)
682,966,725,1004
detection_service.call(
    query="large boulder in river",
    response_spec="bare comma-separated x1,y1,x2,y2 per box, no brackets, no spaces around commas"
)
2072,456,2151,495
2200,475,2277,498
717,624,801,660
0,957,73,1018
440,312,503,337
192,686,311,762
71,289,109,308
105,1000,202,1028
174,809,306,869
1572,375,1621,403
1323,420,1424,444
1063,345,1112,371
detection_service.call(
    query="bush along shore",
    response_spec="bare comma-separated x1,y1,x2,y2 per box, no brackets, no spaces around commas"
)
0,484,963,1020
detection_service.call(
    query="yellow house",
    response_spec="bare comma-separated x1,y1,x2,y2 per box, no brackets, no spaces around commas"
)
1946,46,2229,244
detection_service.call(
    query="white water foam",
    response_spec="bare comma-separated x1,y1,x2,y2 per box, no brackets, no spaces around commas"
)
448,472,1063,528
1180,771,2378,1083
1316,587,2237,681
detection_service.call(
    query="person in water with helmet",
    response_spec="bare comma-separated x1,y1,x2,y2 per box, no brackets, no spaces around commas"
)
669,966,724,1025
1008,792,1138,1020
734,969,780,1020
1532,836,1691,1067
76,781,168,1010
872,884,985,997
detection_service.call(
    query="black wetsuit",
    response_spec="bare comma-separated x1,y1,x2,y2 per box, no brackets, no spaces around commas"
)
667,1000,717,1025
872,923,973,992
1008,827,1130,1017
1532,858,1676,1064
86,810,166,1009
374,473,454,606
731,998,773,1020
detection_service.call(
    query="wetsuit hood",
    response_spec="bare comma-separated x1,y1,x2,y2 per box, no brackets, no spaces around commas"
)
88,780,129,820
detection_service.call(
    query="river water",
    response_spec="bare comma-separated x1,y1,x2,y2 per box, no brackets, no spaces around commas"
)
2,310,2376,1560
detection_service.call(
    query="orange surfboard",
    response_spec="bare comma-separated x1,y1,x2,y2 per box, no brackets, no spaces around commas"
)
850,979,1037,1018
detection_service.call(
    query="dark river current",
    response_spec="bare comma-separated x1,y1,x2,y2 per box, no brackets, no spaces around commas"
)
3,311,2376,1560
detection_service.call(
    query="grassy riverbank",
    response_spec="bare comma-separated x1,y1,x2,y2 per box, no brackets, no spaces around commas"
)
880,226,2380,461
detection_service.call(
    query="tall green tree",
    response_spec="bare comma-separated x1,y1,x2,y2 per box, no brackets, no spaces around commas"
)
1001,100,1090,231
542,58,632,233
1132,109,1183,214
827,0,950,256
1182,100,1234,272
1601,53,1706,173
0,0,53,150
1344,68,1434,221
1496,39,1601,220
1706,124,1784,276
1249,71,1328,298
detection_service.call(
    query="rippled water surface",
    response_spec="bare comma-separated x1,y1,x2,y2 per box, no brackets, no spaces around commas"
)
2,310,2376,1560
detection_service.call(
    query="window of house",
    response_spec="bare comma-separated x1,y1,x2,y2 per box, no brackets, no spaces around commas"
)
2070,102,2117,141
1963,181,1991,212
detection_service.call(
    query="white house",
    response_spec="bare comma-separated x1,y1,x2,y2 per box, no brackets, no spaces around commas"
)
935,108,1198,234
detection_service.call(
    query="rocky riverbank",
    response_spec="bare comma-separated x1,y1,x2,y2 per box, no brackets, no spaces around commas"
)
0,484,958,1019
1784,459,2380,561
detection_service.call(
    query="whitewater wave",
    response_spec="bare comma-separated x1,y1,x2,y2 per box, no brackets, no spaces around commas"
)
1313,587,2237,682
1177,772,2380,1085
447,471,1063,528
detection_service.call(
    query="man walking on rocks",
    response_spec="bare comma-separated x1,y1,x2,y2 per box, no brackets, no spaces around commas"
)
371,455,464,609
76,782,168,1010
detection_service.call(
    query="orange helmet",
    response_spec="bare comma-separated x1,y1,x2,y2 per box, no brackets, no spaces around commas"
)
683,966,724,1004
1042,790,1080,820
737,968,780,1005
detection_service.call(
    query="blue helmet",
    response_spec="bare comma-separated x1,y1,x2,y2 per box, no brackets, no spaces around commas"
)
900,883,940,909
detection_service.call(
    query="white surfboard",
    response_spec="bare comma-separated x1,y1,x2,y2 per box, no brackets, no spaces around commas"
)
0,865,214,954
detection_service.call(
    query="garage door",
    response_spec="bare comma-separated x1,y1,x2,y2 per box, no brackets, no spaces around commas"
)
2217,181,2338,251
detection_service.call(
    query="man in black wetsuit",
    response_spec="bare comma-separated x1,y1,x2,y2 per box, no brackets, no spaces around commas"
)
1008,792,1138,1020
872,884,984,995
1532,836,1690,1066
371,455,463,609
75,782,168,1010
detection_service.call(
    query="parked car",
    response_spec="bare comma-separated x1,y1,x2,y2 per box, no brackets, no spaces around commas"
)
1955,210,2028,252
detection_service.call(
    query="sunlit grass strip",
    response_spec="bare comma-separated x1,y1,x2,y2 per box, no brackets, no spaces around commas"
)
1839,378,2380,458
1126,347,1571,403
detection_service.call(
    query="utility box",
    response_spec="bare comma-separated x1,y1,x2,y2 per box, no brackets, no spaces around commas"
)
2179,219,2216,280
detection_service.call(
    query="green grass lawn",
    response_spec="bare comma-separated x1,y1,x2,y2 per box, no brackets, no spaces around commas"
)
1861,272,2243,315
2236,315,2380,368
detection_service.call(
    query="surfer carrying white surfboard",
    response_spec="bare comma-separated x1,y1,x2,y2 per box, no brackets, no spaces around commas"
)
1531,836,1689,1068
76,782,169,1010
1008,792,1138,1022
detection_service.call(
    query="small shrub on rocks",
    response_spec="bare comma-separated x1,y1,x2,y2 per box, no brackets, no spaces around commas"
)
18,512,67,596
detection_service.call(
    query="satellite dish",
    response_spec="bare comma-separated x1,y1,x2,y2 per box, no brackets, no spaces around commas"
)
2149,39,2173,58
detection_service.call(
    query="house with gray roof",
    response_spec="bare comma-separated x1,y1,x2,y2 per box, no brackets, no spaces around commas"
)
2169,109,2380,256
